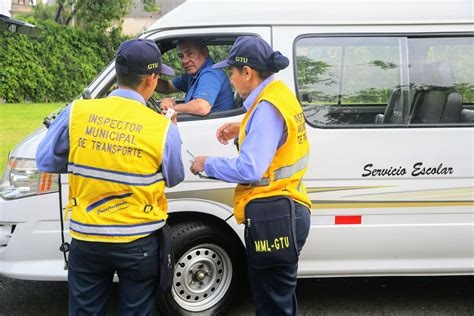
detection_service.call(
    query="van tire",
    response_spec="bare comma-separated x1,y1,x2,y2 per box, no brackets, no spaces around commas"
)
156,220,246,315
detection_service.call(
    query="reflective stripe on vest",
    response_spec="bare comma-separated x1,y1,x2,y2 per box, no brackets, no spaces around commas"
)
248,154,309,187
274,153,309,181
249,178,270,187
69,219,165,237
68,162,163,186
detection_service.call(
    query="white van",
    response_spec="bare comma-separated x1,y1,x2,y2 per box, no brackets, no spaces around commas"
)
1,0,473,314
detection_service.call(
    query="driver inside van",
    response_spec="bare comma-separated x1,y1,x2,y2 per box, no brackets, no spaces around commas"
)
155,38,234,116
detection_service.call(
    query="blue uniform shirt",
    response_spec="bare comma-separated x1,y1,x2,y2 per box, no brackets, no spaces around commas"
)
172,57,234,113
204,76,287,183
36,89,185,188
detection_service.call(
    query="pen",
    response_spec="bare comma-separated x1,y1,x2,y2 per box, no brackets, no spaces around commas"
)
186,149,196,164
185,149,217,180
186,149,196,160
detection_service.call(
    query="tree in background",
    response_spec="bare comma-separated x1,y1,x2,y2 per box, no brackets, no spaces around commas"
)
1,1,162,103
0,20,125,103
54,0,131,31
22,0,160,33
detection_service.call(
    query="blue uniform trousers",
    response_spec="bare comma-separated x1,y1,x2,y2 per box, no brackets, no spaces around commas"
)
245,202,311,316
68,233,159,316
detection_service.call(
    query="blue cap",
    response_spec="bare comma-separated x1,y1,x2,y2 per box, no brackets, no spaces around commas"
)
115,39,175,76
213,36,289,72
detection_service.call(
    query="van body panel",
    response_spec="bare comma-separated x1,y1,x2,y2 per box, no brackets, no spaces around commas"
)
9,128,46,159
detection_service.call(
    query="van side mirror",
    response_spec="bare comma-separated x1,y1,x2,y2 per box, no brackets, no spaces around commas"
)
43,104,68,129
82,88,92,99
301,93,312,103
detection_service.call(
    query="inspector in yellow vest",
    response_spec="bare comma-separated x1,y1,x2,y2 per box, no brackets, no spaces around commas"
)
233,80,312,224
67,96,170,243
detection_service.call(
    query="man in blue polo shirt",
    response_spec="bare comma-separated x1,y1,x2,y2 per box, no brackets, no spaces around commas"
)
156,38,234,116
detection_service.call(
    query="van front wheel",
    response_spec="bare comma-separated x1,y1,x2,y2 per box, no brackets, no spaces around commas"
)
156,220,246,315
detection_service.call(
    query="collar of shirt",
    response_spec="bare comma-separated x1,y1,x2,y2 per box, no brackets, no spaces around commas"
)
192,57,214,80
243,75,275,111
108,88,146,105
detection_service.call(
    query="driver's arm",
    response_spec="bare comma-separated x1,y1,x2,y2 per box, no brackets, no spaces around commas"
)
156,79,179,94
174,98,211,116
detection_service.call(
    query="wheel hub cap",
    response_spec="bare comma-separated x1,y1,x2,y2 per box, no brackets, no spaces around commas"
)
172,244,233,312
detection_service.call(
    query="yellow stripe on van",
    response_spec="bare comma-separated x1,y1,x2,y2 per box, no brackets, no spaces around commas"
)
307,186,474,201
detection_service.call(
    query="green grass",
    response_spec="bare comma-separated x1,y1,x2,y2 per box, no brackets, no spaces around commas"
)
0,103,63,174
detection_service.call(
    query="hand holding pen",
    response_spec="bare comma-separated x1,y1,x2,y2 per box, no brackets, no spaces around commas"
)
187,149,215,179
187,150,207,175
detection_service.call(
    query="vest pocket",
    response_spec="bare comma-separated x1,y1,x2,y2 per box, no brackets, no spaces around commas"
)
244,195,298,269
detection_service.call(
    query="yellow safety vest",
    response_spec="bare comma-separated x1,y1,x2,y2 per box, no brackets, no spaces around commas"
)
67,96,170,243
233,80,312,223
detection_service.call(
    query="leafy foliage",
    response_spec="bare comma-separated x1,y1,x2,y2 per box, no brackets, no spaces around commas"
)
143,0,161,13
70,0,132,33
19,1,132,34
0,19,127,103
296,56,332,87
369,60,398,70
349,87,392,104
21,1,160,34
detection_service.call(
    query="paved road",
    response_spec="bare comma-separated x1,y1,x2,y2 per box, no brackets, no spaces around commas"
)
0,275,473,315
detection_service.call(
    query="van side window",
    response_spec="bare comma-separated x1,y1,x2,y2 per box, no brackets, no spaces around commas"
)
295,37,404,127
152,42,243,121
295,35,474,127
407,37,474,125
154,45,232,102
